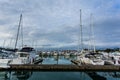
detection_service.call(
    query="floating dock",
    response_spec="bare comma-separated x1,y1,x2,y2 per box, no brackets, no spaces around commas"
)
0,64,120,72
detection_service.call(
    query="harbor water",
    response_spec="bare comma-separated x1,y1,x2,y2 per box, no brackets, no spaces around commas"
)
0,55,120,80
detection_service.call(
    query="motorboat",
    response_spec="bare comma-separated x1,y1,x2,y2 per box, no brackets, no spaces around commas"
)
10,47,43,64
0,59,11,68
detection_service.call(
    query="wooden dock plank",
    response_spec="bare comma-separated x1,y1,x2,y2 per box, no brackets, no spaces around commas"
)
0,64,120,72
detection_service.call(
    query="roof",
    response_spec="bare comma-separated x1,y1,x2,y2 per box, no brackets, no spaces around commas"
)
20,47,34,52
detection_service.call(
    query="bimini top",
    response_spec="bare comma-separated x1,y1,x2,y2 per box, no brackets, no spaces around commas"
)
20,47,34,52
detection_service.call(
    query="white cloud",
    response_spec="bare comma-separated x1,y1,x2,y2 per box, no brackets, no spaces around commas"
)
0,0,120,49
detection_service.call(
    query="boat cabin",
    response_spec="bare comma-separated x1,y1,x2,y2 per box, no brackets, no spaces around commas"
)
20,47,34,52
16,52,29,59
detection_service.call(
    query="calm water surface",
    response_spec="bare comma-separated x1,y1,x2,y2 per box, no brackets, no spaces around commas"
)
0,56,120,80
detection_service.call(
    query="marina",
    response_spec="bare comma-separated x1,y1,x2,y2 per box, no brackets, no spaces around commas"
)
0,47,120,80
0,56,120,80
0,0,120,80
0,48,120,70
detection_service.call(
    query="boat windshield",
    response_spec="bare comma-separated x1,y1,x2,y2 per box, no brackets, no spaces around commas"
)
20,53,29,57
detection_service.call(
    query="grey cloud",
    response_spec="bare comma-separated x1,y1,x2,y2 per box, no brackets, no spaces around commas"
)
0,0,120,48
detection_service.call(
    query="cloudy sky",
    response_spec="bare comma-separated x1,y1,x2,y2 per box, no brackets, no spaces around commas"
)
0,0,120,49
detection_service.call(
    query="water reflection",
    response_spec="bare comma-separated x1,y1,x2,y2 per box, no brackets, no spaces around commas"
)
29,72,88,80
15,71,32,80
0,71,8,80
97,72,120,80
0,71,120,80
3,71,32,80
86,72,106,80
10,71,120,80
0,56,119,80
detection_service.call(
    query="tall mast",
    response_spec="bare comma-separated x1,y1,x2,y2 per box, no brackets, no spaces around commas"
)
78,11,80,52
90,14,96,52
80,9,83,51
78,9,83,52
14,14,22,49
21,15,23,48
88,27,91,51
90,14,92,51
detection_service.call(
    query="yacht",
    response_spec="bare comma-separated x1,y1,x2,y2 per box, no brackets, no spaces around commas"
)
10,47,43,64
0,59,11,68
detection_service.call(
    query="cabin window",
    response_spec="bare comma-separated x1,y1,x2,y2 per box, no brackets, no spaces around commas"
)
20,53,28,57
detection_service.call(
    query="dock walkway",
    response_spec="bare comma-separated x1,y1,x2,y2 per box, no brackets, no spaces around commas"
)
0,64,120,72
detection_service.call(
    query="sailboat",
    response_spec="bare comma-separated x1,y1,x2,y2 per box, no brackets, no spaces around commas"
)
10,14,43,65
75,10,104,65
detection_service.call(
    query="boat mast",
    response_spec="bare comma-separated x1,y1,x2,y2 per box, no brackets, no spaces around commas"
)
21,15,23,48
78,9,83,52
78,11,80,52
14,14,22,49
89,14,92,51
80,9,83,52
90,14,96,52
